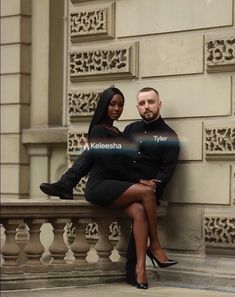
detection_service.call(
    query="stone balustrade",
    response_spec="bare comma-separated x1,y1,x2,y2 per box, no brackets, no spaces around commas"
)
0,199,166,290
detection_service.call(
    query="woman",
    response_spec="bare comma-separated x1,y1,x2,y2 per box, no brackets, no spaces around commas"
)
85,87,172,289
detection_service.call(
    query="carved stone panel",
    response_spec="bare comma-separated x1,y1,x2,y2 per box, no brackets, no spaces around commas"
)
206,36,235,73
67,221,120,245
68,89,102,120
204,209,235,256
204,122,235,160
68,131,88,157
74,176,88,195
70,42,138,82
70,3,115,42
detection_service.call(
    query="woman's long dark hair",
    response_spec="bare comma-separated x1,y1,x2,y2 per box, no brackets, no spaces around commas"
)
88,87,124,140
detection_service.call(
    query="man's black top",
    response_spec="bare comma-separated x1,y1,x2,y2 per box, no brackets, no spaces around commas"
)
123,117,180,199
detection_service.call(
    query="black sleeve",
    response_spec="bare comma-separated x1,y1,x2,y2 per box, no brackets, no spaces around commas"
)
155,133,180,194
89,125,139,183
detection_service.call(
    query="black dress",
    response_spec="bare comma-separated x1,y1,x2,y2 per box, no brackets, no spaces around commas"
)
84,124,138,206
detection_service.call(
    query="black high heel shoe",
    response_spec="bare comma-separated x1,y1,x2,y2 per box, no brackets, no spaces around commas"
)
136,282,148,290
147,247,178,268
135,271,148,289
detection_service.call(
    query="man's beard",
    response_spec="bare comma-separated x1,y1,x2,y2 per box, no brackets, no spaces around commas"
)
140,109,160,122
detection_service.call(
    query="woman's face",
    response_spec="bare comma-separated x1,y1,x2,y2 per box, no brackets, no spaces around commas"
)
106,94,124,121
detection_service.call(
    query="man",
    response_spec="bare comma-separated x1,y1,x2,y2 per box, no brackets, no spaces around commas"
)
40,87,179,284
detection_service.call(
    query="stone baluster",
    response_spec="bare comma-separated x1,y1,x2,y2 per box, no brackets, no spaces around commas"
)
1,219,23,273
71,218,94,270
95,218,113,270
24,219,48,272
16,223,29,265
49,219,70,271
116,218,131,268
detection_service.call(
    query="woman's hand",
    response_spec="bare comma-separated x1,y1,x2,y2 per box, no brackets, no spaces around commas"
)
139,179,156,191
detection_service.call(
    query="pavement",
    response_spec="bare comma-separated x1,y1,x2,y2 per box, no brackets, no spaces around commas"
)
2,282,235,297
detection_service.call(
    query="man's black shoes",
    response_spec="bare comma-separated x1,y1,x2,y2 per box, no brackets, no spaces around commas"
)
40,182,73,200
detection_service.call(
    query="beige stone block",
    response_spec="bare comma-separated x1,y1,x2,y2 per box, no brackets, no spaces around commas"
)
166,120,203,161
1,0,31,16
1,16,31,44
1,44,31,74
1,164,29,194
116,0,233,37
165,163,231,204
116,76,232,119
140,35,203,77
1,134,28,164
159,206,202,251
1,74,30,104
1,104,29,134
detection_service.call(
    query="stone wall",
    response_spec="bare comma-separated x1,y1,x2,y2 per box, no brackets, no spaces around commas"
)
1,0,31,199
67,0,235,257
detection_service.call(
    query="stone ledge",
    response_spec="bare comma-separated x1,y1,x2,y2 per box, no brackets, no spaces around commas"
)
0,269,125,290
22,127,68,144
0,199,166,219
153,252,235,289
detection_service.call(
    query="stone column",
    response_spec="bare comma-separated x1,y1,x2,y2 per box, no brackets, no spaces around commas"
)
70,218,94,270
24,219,48,272
49,218,70,272
16,223,29,265
116,218,131,268
28,145,51,199
95,218,113,270
1,219,23,273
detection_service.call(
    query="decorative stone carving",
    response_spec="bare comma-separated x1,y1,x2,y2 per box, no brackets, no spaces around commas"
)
204,123,235,160
67,221,120,245
70,3,115,42
68,90,102,120
70,42,138,82
68,131,88,157
206,36,235,73
74,176,88,195
205,217,235,247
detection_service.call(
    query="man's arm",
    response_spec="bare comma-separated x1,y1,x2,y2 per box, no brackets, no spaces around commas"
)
154,134,180,196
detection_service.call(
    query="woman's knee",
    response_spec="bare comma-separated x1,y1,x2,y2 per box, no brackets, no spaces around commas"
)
130,203,146,221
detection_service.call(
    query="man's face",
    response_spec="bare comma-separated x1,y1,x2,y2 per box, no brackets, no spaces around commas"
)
137,90,162,122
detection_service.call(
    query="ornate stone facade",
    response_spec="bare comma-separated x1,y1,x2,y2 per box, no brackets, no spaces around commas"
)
70,3,115,42
204,123,235,160
68,90,102,120
74,176,88,195
70,42,138,82
68,131,88,157
67,221,120,245
206,36,235,72
204,216,235,247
